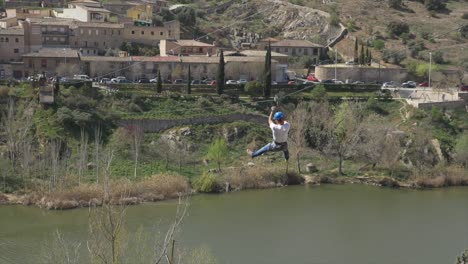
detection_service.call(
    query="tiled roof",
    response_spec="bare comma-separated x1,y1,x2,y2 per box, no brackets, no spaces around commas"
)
239,50,287,57
28,17,76,26
173,39,215,47
81,56,132,61
271,39,324,48
79,5,111,12
72,21,123,28
0,27,24,35
22,48,79,58
132,56,180,62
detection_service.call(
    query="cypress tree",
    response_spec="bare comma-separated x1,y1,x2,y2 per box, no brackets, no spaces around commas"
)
263,42,272,98
368,50,372,66
360,45,365,65
187,64,191,94
216,50,225,95
354,38,358,63
156,69,162,93
365,47,369,65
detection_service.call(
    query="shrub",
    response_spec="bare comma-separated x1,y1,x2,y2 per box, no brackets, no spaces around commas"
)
192,172,219,193
388,0,402,8
387,21,410,37
382,49,406,64
462,12,468,19
424,0,446,11
0,87,9,98
372,39,385,50
197,96,213,108
407,40,426,58
328,4,340,26
244,81,262,96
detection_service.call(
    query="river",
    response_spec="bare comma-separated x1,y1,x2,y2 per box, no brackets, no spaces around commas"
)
1,185,468,264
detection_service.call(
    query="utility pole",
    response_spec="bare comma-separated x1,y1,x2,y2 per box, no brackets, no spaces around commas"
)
334,48,337,81
428,51,432,90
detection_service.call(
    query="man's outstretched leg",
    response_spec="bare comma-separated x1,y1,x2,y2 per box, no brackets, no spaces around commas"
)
247,143,272,158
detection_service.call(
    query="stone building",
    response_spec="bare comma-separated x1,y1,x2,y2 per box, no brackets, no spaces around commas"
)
22,48,81,77
0,27,25,63
271,39,324,63
160,39,216,57
55,0,111,23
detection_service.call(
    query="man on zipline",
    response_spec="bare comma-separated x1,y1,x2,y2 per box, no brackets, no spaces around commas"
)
247,106,290,161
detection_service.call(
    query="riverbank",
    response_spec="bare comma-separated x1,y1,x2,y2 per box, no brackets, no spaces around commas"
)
1,165,467,210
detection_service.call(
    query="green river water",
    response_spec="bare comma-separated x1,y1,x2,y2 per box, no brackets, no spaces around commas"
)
1,185,468,264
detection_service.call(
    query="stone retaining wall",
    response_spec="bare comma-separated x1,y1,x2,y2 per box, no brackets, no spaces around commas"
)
117,113,267,133
315,66,407,83
418,100,467,110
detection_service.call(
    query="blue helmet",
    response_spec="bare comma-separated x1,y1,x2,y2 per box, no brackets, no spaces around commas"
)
273,111,284,120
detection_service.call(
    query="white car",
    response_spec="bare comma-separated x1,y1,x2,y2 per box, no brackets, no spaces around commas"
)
73,74,91,81
237,79,248,85
99,78,112,84
111,76,127,83
331,79,344,84
381,82,397,89
226,80,238,84
272,81,278,85
150,78,158,83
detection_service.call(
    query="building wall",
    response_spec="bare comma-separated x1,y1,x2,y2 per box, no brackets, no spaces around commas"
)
14,8,52,20
315,66,408,83
160,40,215,56
23,56,80,77
0,34,24,62
0,17,18,29
272,46,322,59
70,25,124,55
122,21,180,45
61,6,88,21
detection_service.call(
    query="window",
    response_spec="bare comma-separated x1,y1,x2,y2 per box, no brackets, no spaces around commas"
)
0,37,3,42
41,59,47,68
151,31,154,35
303,48,308,55
141,31,144,35
14,49,19,53
41,27,46,32
168,30,171,36
103,41,106,47
80,29,84,35
88,29,91,35
60,27,65,32
56,59,60,66
181,48,186,53
95,42,98,47
284,48,288,52
312,48,317,55
118,30,121,35
52,37,57,41
15,38,19,43
199,47,203,53
59,37,65,42
160,31,163,36
5,37,8,42
96,29,98,35
104,30,106,35
132,30,135,34
28,60,33,68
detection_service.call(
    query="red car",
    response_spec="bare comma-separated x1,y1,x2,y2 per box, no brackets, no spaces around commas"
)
418,82,429,87
461,84,468,91
209,80,217,86
307,75,319,82
288,81,296,85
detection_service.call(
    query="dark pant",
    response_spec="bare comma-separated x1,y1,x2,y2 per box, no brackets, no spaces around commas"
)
251,141,289,160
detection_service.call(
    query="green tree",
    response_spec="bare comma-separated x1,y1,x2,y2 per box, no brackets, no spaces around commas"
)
372,39,385,50
156,70,162,93
424,0,446,11
360,45,365,65
387,21,410,37
354,38,359,62
206,138,228,172
368,50,372,65
187,65,192,94
263,42,272,98
216,50,225,95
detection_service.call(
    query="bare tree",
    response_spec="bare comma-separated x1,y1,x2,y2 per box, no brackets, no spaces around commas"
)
49,140,62,192
78,127,89,184
127,125,144,179
289,102,311,173
328,101,366,175
41,230,81,264
95,124,102,183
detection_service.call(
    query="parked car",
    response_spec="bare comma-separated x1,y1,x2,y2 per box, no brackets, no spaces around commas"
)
149,78,158,83
306,75,320,82
352,81,364,84
209,80,217,86
331,79,344,84
418,82,429,87
321,79,334,84
99,78,111,84
138,78,150,83
460,84,468,91
73,74,91,81
117,79,131,84
111,76,127,83
237,79,248,85
271,81,278,85
345,60,357,65
191,79,201,85
173,79,186,84
287,80,296,85
381,82,397,89
402,81,417,88
226,80,238,84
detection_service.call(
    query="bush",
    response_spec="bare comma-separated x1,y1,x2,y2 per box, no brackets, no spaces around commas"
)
328,4,340,26
424,0,446,11
407,40,426,58
462,12,468,19
382,49,406,64
372,39,385,50
387,21,410,37
388,0,402,8
192,172,219,193
244,81,263,96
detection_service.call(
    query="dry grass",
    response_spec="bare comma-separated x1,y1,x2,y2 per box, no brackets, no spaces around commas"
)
37,174,190,210
413,166,468,188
